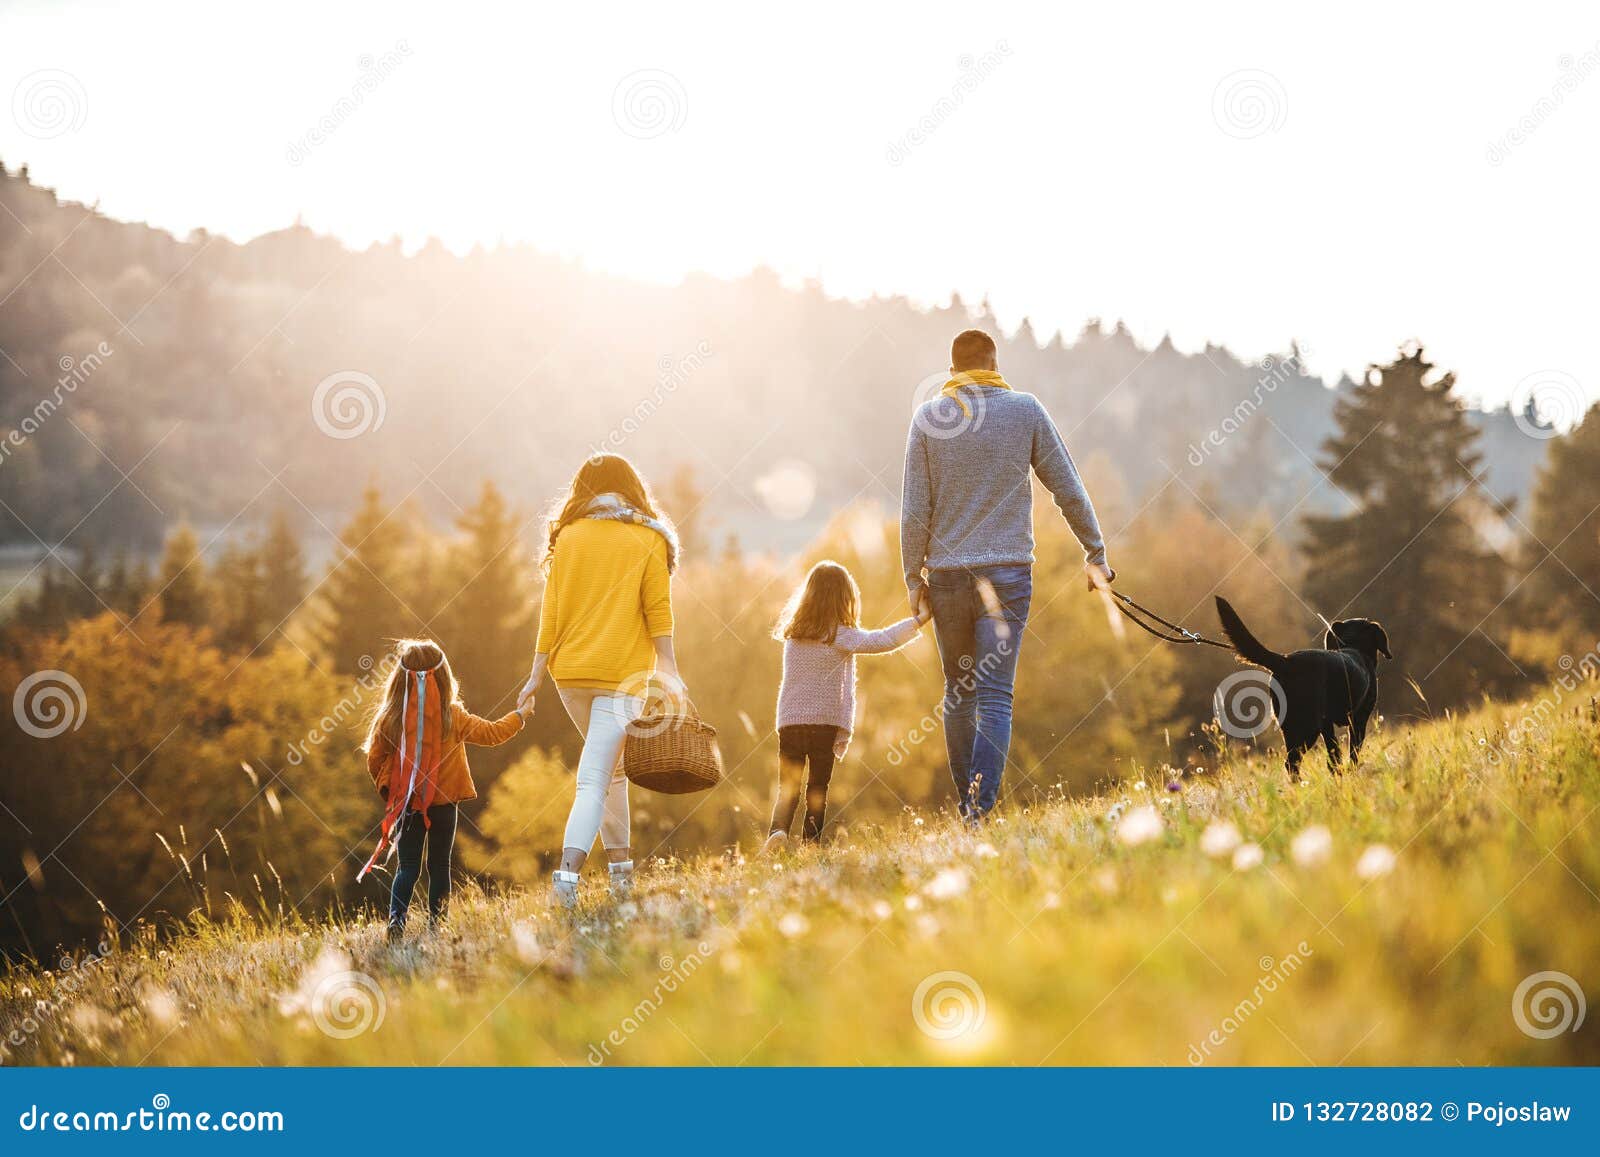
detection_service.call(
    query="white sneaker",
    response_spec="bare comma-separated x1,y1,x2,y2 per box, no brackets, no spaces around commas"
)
761,831,788,857
607,860,635,899
551,869,580,909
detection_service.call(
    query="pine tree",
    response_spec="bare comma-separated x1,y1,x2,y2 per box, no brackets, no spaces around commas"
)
102,550,145,617
317,482,416,674
655,463,708,565
1525,403,1600,638
1302,346,1513,706
157,521,212,628
433,481,538,780
259,507,309,641
214,538,266,652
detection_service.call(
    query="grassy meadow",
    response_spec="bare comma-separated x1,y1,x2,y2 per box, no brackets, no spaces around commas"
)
3,687,1597,1067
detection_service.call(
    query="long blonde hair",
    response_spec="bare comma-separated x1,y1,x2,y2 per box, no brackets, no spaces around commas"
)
361,639,462,753
775,561,861,644
543,454,673,573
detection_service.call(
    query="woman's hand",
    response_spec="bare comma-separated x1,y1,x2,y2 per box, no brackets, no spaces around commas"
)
650,637,687,710
517,653,550,714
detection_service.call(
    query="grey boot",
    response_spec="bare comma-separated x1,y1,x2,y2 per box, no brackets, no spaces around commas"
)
551,869,580,909
607,860,635,899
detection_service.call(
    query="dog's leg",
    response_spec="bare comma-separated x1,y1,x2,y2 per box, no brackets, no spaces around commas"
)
1350,702,1374,763
1322,727,1344,773
1285,738,1312,784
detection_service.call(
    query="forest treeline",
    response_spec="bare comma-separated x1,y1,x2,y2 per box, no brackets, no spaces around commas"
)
0,162,1554,553
2,162,1600,955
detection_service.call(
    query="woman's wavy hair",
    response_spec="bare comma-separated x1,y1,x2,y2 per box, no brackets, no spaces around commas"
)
360,638,462,754
774,560,861,644
543,454,674,573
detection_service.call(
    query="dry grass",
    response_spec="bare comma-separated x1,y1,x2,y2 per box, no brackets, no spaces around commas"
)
4,689,1599,1066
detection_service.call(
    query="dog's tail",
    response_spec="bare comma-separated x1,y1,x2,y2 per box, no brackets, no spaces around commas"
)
1214,596,1286,673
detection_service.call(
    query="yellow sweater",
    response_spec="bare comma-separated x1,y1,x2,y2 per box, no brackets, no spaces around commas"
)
536,519,675,690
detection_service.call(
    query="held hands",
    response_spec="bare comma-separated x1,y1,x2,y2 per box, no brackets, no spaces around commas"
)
833,735,850,761
1085,562,1115,593
515,673,541,716
910,584,932,625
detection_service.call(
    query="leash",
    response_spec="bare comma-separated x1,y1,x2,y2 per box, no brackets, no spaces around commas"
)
1107,589,1233,650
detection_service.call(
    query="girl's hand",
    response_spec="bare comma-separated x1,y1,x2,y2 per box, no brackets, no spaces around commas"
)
914,603,934,626
833,736,849,760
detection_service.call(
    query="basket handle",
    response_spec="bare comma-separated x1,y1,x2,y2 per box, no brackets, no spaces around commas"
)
627,671,694,719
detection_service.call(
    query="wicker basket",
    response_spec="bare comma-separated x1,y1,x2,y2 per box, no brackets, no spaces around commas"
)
623,700,724,794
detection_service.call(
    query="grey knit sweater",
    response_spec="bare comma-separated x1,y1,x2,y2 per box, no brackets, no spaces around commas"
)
900,385,1108,591
775,618,921,734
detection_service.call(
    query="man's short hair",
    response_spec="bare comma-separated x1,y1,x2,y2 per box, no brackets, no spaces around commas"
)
951,329,997,370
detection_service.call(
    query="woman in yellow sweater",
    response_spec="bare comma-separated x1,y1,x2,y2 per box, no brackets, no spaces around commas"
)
516,454,683,908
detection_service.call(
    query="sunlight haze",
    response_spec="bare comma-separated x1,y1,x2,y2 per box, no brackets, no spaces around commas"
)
3,0,1598,407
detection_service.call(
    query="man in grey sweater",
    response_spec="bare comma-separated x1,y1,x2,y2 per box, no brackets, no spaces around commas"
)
900,329,1113,821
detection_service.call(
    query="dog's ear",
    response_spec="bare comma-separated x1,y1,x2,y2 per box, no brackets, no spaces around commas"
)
1373,623,1392,660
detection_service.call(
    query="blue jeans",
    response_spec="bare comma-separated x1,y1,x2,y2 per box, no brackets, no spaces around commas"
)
927,564,1031,821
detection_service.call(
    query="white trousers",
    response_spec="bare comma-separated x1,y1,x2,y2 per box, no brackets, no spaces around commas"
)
558,688,639,853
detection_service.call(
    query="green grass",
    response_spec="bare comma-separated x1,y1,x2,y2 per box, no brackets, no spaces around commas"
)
4,690,1598,1066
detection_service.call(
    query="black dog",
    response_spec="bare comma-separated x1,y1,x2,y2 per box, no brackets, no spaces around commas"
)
1214,597,1391,780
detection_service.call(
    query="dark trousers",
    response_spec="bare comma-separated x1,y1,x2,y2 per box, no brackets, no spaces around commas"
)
769,724,840,841
388,803,458,929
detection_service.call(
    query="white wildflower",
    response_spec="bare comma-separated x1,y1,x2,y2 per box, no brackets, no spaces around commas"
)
1232,842,1264,870
1116,804,1163,847
777,912,809,939
1200,820,1242,858
1290,824,1333,868
923,867,971,900
143,988,179,1027
1355,843,1397,880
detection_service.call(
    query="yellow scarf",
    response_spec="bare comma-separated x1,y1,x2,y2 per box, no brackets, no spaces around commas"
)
942,368,1011,416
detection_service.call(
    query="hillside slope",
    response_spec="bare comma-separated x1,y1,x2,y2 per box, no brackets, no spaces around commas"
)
3,688,1597,1067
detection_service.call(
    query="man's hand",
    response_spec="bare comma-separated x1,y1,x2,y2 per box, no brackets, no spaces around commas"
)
909,584,930,621
1085,562,1115,593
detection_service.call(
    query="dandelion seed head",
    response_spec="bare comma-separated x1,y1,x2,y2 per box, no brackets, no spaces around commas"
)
1290,824,1334,868
1355,843,1397,880
1116,804,1163,847
1200,820,1242,858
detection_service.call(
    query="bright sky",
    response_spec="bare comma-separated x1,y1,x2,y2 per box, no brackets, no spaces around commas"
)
3,0,1598,413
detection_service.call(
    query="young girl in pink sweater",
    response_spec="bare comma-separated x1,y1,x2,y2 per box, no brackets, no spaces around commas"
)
765,561,928,852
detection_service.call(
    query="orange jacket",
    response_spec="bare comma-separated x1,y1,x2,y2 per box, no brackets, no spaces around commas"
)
366,708,523,804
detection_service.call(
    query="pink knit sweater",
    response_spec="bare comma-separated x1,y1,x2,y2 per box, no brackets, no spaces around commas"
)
775,617,921,734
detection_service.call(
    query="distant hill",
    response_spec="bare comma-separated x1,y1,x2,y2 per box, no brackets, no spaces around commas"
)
0,163,1549,555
